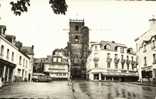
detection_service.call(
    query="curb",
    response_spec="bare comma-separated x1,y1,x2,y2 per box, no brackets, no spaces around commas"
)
130,82,156,87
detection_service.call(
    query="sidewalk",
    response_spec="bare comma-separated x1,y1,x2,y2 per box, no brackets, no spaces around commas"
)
130,82,156,87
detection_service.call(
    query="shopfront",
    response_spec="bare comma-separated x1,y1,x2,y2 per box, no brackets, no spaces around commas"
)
0,59,15,83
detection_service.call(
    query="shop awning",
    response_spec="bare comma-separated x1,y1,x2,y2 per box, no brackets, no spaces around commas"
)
0,59,16,68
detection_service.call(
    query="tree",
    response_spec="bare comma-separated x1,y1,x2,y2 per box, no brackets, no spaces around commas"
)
10,0,68,16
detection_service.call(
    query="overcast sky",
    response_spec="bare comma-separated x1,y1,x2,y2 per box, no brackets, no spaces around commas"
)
0,0,156,58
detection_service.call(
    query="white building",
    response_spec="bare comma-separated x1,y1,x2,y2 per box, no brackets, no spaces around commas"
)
86,41,138,81
0,25,34,85
135,17,156,82
44,49,69,80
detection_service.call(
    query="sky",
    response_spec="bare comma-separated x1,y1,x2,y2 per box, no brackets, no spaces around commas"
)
0,0,156,58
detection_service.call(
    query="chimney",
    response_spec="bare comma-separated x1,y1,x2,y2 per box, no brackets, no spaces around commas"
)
5,35,16,45
32,45,34,50
15,41,23,50
0,25,6,37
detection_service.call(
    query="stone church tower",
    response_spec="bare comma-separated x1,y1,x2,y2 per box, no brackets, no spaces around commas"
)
68,19,89,79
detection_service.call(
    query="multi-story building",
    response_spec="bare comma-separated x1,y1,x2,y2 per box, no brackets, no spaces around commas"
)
33,58,48,74
135,17,156,82
44,49,70,80
86,41,138,81
68,19,89,79
0,25,34,84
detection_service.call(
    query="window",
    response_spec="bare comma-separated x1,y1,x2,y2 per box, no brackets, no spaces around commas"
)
23,59,25,67
131,56,133,61
63,73,66,76
114,46,118,51
153,54,156,64
107,62,111,68
115,54,118,58
104,44,111,50
58,58,62,62
122,63,124,69
53,57,57,62
127,56,129,59
121,55,124,59
19,56,22,65
126,56,130,70
114,54,118,69
18,69,21,74
143,43,147,52
144,57,147,66
0,45,4,56
152,39,155,49
120,47,124,53
75,25,79,31
74,35,79,42
11,52,14,61
107,53,110,58
95,45,98,50
6,49,9,59
59,73,62,76
26,60,28,68
95,63,98,68
107,53,111,68
74,56,79,63
121,55,124,69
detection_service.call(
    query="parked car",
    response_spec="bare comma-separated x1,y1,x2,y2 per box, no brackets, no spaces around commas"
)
32,73,52,82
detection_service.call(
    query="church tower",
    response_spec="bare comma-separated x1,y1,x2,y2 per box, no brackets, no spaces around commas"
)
68,19,89,79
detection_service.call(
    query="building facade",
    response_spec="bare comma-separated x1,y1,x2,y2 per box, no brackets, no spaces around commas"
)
86,41,138,81
44,49,70,80
68,19,89,79
0,25,34,85
33,58,48,74
135,18,156,82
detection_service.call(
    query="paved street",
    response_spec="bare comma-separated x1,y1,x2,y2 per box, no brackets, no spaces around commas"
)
0,81,156,99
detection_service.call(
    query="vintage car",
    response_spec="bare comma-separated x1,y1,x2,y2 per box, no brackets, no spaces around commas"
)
32,73,52,82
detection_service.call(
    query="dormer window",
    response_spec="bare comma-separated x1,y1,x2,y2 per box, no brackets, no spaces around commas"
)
58,58,62,63
104,44,111,50
120,47,124,53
